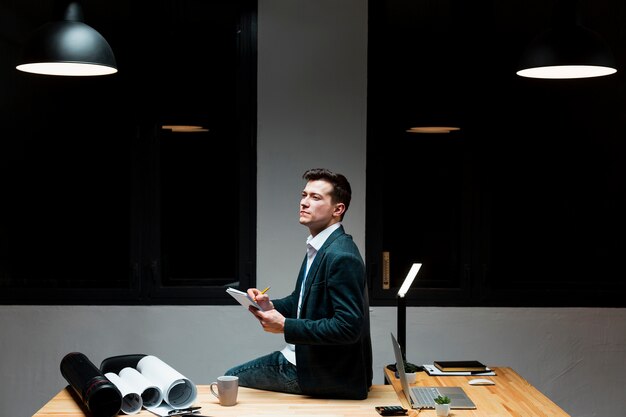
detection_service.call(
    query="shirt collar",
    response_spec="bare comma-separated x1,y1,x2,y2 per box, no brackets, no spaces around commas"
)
306,222,341,252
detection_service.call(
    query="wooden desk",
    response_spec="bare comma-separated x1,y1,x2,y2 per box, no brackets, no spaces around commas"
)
33,384,402,417
33,367,570,417
384,367,571,417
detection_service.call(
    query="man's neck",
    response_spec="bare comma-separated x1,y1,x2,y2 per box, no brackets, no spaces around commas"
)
309,221,341,238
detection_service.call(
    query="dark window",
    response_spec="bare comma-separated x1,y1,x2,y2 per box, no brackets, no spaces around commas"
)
367,0,626,307
0,0,257,305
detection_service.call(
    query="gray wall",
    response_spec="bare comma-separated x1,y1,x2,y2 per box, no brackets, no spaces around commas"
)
1,2,625,417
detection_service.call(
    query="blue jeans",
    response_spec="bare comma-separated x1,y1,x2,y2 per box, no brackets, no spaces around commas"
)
225,351,302,394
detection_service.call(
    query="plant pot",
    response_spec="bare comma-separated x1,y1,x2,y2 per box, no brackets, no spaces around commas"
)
435,403,450,417
405,372,417,383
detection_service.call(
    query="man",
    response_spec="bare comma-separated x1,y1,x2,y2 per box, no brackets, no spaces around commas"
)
225,168,372,399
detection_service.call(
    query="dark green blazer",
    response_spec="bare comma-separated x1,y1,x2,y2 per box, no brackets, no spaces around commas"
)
272,226,373,399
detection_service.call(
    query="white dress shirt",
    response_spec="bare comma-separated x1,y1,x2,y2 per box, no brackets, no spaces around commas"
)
280,223,342,365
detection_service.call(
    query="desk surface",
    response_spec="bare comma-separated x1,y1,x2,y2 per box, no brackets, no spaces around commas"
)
33,367,570,417
384,366,571,417
33,384,402,417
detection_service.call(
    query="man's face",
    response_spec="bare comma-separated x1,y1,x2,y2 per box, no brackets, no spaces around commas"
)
299,180,343,235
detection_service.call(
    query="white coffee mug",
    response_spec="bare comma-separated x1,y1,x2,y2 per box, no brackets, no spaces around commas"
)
210,375,238,406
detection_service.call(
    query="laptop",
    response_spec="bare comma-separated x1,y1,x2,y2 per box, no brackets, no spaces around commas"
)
390,333,477,410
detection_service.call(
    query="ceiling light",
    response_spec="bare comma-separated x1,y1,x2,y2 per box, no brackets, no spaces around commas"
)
517,2,616,79
16,2,117,76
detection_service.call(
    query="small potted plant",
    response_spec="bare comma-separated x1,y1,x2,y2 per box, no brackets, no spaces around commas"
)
404,361,421,383
433,395,451,416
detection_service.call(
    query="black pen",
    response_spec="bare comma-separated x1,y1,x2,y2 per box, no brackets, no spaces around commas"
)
168,406,201,415
168,410,200,417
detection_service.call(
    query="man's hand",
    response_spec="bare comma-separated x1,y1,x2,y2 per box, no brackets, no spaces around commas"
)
249,308,286,334
247,288,273,311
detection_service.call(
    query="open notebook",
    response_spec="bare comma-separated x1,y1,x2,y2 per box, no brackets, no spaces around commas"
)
390,333,476,410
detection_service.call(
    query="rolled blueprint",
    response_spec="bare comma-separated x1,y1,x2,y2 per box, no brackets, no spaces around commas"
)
119,366,163,408
105,372,142,414
136,355,197,409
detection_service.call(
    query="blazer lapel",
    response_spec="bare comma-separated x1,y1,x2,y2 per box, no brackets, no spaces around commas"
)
295,255,307,290
298,226,345,313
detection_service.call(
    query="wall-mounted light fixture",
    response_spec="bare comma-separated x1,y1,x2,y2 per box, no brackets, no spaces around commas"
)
516,0,616,79
16,2,117,76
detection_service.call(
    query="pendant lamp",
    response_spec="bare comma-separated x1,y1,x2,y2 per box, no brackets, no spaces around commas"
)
516,0,616,79
16,2,117,76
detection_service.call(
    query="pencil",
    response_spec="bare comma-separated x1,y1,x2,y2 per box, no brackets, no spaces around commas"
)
260,286,270,294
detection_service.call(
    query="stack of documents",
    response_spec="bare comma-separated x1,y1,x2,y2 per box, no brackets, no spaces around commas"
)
422,364,496,376
434,360,487,372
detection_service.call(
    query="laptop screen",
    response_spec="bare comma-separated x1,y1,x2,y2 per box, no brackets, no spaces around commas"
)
390,332,417,405
390,332,477,409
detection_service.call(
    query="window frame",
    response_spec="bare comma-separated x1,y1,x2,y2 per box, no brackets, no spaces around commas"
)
365,0,626,308
0,0,258,306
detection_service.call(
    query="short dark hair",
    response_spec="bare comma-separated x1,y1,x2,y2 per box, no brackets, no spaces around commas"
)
302,168,352,218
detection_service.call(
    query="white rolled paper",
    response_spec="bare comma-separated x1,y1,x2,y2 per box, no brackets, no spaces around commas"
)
136,355,197,409
119,366,163,407
105,372,142,415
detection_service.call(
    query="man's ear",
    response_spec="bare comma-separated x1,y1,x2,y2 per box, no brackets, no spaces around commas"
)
334,203,346,218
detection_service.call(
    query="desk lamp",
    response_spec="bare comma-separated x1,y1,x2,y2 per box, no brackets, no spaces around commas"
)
386,263,422,372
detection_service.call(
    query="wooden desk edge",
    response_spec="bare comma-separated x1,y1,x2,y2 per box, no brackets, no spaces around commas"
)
33,367,570,417
33,384,401,417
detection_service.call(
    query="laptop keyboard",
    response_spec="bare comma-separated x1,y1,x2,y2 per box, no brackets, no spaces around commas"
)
411,387,441,408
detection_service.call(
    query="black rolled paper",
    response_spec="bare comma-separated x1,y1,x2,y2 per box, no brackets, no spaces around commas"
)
60,352,122,417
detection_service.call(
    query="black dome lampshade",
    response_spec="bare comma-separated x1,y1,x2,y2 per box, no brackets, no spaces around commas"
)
516,0,616,79
16,2,117,76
